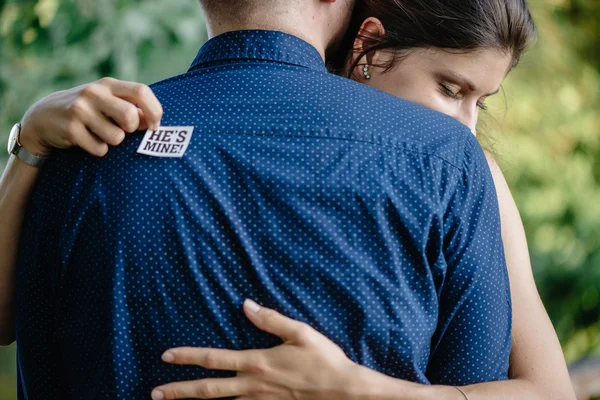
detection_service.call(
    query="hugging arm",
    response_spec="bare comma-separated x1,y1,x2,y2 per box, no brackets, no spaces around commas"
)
0,79,162,345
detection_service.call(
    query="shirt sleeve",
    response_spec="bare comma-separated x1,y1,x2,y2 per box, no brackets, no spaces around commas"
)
15,151,75,399
16,149,117,399
426,133,512,385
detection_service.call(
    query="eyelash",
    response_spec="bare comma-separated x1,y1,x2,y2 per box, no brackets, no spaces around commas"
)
440,83,459,99
439,83,488,111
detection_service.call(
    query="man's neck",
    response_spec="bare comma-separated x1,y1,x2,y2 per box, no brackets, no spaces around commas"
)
205,17,328,60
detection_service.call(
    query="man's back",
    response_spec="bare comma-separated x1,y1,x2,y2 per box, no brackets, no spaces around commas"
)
16,30,511,399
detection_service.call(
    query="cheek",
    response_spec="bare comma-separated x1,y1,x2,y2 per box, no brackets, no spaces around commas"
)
366,73,428,104
410,92,455,116
363,72,452,116
355,69,464,124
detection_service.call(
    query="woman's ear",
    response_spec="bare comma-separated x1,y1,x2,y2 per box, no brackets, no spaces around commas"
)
351,17,386,80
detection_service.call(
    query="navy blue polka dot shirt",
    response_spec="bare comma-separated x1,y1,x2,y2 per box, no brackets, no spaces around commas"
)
16,30,511,399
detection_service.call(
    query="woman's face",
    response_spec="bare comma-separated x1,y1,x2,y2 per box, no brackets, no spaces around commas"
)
354,47,513,135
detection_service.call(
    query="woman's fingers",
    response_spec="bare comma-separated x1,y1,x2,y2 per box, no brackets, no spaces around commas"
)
161,347,260,372
100,78,163,130
136,108,150,132
65,119,109,157
243,299,310,342
152,376,251,400
19,77,163,158
76,78,162,135
96,95,141,134
84,106,126,147
67,78,162,155
80,82,141,133
67,96,122,153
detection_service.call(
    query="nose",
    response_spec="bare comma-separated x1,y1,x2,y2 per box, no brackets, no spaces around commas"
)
456,104,478,136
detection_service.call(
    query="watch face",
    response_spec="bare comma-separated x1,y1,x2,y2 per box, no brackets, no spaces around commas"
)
8,123,20,155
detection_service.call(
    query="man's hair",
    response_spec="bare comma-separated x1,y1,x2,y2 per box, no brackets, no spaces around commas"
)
199,0,245,13
199,0,288,15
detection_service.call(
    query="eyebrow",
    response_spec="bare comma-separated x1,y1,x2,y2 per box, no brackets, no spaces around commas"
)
438,70,500,96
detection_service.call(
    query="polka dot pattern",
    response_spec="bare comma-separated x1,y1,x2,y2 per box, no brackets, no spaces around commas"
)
15,30,511,399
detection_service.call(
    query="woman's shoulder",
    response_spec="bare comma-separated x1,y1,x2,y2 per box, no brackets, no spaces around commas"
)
482,149,523,223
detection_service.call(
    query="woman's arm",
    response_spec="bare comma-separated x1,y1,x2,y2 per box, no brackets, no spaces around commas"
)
152,303,548,400
0,78,163,345
458,153,575,399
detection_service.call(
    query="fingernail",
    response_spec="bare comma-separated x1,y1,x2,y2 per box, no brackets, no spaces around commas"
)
154,121,161,131
244,299,261,313
162,351,175,363
151,389,165,400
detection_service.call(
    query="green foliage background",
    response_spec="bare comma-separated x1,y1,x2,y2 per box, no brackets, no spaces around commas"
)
0,0,598,397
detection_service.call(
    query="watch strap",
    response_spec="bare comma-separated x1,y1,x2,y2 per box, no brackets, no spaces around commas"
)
14,145,48,168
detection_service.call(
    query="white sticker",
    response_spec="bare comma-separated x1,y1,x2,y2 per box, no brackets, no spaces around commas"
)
137,126,194,158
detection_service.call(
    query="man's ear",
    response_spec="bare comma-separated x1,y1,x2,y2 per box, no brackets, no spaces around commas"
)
351,17,386,78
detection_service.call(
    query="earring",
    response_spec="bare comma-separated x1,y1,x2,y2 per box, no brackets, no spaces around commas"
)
363,64,371,80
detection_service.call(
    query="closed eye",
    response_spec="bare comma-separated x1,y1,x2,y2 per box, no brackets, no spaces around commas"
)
439,83,460,100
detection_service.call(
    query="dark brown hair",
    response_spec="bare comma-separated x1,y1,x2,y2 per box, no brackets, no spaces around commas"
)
330,0,537,76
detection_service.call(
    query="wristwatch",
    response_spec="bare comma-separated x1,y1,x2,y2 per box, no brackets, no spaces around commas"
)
7,123,49,168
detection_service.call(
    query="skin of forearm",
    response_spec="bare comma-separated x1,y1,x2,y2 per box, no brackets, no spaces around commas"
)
0,156,41,345
348,364,463,400
460,379,546,400
349,363,550,400
485,151,576,400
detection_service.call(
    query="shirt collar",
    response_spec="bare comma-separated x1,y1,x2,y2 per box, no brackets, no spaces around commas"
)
188,30,327,73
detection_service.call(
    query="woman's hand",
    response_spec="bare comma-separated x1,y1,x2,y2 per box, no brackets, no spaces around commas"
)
19,77,163,157
151,299,361,400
